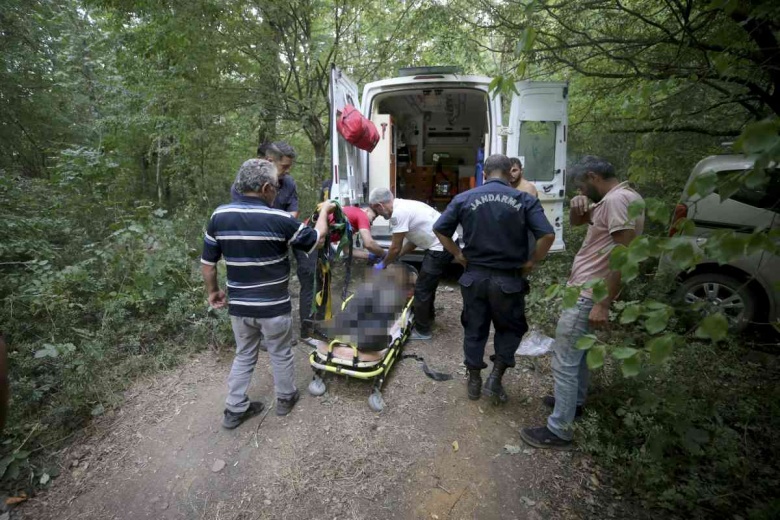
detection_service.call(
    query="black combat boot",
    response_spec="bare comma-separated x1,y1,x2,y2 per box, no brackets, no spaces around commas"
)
482,361,509,405
467,369,482,401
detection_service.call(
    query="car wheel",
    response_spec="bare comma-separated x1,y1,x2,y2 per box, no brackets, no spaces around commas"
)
674,273,756,332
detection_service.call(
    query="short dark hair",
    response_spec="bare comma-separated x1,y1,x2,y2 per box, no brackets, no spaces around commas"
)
509,157,522,168
569,155,616,181
483,154,511,177
258,141,297,160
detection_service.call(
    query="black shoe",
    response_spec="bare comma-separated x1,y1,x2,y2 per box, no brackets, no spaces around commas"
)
482,361,509,404
467,369,482,401
222,401,265,429
542,395,584,418
276,391,300,416
519,426,573,451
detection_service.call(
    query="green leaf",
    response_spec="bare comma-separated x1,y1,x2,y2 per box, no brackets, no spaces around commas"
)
668,239,697,270
34,344,58,358
703,230,746,263
645,198,670,225
746,232,778,257
14,450,30,460
695,313,729,342
687,170,718,198
0,455,14,477
575,334,598,350
735,119,780,154
517,27,537,53
609,245,628,270
544,283,561,300
712,55,731,75
562,286,580,309
612,346,638,359
586,344,605,369
488,76,502,95
619,304,642,324
644,310,670,334
647,334,675,364
627,199,646,220
91,403,105,416
620,261,640,283
716,170,746,202
590,279,608,303
5,460,19,480
744,167,769,190
627,236,651,264
621,355,641,377
673,218,696,236
515,61,527,79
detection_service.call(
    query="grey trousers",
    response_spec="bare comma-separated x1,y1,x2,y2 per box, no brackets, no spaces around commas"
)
226,314,295,413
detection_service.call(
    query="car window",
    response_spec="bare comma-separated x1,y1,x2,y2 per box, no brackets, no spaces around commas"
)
716,169,780,213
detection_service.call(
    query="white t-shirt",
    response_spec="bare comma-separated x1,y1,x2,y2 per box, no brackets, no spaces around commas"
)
389,198,457,252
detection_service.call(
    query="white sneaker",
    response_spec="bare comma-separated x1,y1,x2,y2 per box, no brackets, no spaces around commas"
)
300,336,318,348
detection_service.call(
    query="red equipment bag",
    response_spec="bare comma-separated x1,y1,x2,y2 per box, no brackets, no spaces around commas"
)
336,105,380,152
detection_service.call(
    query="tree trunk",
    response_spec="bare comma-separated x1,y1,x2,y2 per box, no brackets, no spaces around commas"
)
312,137,328,184
155,136,163,206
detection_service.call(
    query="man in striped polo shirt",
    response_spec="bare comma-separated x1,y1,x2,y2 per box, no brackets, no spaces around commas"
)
202,159,334,428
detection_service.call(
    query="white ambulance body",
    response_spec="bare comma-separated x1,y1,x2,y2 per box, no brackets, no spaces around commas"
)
329,66,568,253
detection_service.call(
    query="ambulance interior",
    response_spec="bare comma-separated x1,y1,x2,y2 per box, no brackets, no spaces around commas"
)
367,88,490,213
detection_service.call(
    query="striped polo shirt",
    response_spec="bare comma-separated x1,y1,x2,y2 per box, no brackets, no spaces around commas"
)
201,195,320,318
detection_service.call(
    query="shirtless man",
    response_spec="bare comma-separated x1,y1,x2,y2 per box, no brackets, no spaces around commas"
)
509,157,539,197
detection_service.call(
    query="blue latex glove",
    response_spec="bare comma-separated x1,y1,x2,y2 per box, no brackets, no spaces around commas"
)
373,262,385,270
368,252,380,262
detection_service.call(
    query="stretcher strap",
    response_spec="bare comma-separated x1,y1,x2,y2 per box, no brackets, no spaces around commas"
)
401,354,452,382
308,200,354,319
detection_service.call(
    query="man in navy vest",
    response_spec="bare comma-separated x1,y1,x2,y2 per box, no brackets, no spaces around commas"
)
434,154,555,404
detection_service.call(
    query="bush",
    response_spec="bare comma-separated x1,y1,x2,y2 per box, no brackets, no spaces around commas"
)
577,339,780,518
0,173,233,494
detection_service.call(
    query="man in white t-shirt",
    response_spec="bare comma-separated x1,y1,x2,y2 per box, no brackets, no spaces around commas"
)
368,188,456,340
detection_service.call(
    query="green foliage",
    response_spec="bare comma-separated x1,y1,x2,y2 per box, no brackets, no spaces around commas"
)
577,340,780,517
0,175,233,494
695,314,730,342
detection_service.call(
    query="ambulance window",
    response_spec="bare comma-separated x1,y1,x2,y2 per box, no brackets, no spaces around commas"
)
517,121,556,182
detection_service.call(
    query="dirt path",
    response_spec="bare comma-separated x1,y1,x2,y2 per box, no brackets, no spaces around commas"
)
18,280,631,520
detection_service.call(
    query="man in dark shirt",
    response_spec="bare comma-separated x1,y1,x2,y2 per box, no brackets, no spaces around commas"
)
205,158,333,427
231,142,316,343
434,154,555,403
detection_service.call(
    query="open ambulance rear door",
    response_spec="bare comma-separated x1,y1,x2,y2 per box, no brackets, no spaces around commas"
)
506,81,569,251
329,65,366,204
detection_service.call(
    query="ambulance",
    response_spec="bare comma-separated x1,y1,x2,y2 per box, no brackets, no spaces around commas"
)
328,65,569,253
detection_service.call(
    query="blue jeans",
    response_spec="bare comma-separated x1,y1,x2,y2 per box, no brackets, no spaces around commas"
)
547,297,593,440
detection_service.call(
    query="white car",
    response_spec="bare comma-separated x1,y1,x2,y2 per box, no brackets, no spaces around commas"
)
666,154,779,331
